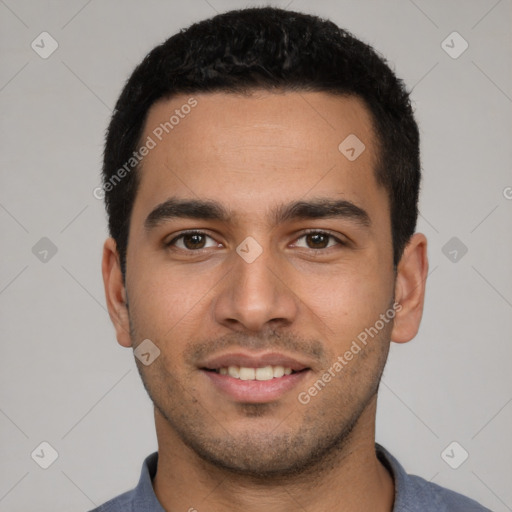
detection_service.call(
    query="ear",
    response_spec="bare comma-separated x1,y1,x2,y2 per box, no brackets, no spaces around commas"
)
391,233,428,343
102,237,132,348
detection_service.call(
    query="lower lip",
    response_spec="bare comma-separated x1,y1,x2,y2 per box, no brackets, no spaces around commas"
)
202,369,310,403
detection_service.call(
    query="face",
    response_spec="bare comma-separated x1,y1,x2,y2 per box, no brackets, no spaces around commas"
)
103,91,427,477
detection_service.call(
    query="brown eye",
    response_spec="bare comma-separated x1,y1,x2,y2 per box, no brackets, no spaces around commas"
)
294,231,341,250
167,231,218,250
182,233,206,249
305,233,330,249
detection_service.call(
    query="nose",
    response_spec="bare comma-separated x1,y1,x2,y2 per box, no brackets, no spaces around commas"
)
213,244,300,333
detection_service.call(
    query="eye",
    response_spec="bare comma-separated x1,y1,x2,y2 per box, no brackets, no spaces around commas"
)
166,231,220,251
293,231,344,250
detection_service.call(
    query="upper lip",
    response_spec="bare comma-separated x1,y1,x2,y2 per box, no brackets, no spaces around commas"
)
200,352,312,372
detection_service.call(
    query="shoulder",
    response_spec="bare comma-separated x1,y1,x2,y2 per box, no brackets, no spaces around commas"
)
404,473,492,511
88,488,138,512
87,451,162,512
376,444,492,511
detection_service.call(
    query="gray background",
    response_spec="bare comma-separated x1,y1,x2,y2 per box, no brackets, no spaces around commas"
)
1,0,511,510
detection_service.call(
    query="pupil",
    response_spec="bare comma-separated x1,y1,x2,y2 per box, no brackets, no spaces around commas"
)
185,234,205,249
307,233,327,248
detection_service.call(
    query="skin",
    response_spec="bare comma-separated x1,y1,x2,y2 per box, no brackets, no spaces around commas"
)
102,91,428,512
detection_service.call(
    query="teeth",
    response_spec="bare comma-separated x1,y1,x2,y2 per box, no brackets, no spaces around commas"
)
228,365,240,378
273,365,285,378
255,366,273,381
239,367,255,380
218,365,295,380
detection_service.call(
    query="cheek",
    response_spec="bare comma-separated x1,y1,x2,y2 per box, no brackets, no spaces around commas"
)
127,256,223,341
297,263,393,344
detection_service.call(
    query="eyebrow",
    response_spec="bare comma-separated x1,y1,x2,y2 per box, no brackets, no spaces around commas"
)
144,197,371,230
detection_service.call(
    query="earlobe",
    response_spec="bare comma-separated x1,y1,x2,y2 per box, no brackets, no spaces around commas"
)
101,238,132,348
390,233,428,344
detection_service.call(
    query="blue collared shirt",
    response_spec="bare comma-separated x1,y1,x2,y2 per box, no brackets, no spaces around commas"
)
89,444,491,511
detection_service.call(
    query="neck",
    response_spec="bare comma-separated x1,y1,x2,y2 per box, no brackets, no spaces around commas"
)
152,397,395,512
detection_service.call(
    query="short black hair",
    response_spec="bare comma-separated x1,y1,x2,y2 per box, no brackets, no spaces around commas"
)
102,7,420,277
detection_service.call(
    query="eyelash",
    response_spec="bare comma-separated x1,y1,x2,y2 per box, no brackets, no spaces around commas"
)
165,229,347,252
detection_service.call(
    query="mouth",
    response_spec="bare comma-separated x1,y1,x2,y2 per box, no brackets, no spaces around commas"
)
203,365,306,380
199,352,312,403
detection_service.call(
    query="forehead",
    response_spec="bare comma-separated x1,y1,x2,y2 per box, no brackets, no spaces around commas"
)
132,91,387,224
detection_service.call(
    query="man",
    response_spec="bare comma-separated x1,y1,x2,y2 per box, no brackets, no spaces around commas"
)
94,7,490,511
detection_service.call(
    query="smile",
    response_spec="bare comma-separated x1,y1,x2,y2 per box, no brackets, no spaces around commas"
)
212,365,295,380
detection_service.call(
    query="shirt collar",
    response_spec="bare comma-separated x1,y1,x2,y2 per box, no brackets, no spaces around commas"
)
135,451,166,511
